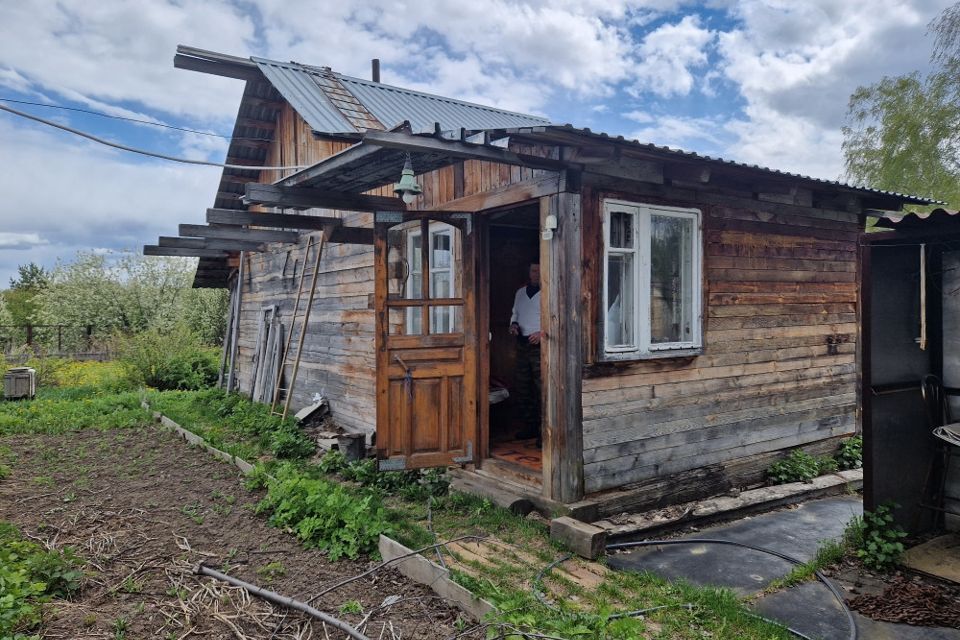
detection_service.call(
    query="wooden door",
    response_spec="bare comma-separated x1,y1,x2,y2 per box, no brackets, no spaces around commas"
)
374,213,477,470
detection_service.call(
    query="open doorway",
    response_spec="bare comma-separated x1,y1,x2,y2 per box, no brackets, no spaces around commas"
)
486,205,542,480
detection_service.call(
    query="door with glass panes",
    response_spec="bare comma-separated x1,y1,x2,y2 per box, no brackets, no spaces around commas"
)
374,213,477,470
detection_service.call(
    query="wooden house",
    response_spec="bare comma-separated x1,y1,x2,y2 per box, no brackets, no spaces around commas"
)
148,46,933,518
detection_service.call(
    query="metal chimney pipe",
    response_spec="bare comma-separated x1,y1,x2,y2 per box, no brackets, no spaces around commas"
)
371,59,380,82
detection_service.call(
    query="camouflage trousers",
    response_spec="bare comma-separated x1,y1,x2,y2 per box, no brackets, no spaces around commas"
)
514,339,541,434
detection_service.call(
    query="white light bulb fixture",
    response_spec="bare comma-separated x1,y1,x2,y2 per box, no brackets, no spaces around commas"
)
542,213,558,240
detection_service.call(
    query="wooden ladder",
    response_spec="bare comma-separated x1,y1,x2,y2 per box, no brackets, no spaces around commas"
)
270,233,326,420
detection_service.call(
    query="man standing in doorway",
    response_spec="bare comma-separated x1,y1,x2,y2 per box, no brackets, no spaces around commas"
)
509,262,542,447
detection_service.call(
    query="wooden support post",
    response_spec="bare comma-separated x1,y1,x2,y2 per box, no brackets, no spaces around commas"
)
540,188,584,504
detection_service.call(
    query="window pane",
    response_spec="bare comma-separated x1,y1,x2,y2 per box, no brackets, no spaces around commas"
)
650,214,695,344
606,253,634,347
430,305,462,333
386,221,422,299
432,271,451,298
609,210,633,249
388,306,423,335
432,232,451,268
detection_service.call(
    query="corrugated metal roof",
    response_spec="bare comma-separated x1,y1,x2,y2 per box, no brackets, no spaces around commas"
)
338,75,550,132
252,57,355,133
874,208,960,229
250,56,550,134
497,125,941,205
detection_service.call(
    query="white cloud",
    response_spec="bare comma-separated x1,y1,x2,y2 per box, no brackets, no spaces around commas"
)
624,110,655,123
0,117,218,286
0,233,47,250
629,113,729,150
715,0,953,178
0,0,253,122
631,15,715,97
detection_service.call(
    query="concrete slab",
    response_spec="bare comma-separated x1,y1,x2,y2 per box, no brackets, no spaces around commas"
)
607,496,862,595
902,533,960,584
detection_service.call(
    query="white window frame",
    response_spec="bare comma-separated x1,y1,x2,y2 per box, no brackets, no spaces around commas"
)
406,224,456,334
602,199,703,360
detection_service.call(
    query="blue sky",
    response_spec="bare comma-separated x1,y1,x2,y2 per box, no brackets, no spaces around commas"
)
0,0,952,287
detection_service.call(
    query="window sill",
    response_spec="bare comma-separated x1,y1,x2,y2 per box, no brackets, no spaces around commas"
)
586,347,703,376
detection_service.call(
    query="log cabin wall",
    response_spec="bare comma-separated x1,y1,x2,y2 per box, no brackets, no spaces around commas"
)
579,178,860,503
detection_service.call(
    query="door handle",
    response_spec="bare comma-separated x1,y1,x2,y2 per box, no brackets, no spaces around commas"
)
395,355,413,398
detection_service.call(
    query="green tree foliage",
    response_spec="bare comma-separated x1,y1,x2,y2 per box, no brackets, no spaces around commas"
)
9,263,50,291
842,5,960,206
31,250,228,347
3,262,50,327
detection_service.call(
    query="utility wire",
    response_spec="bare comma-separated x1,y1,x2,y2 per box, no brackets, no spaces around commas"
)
0,96,267,140
0,102,307,171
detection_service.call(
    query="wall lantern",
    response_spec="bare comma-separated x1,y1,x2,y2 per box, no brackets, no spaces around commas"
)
393,153,422,205
542,213,558,240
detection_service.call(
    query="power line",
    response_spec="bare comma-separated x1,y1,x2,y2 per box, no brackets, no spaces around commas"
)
0,102,307,171
0,97,273,141
0,97,238,138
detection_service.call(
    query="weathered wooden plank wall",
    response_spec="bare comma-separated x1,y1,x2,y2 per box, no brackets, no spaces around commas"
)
234,103,546,434
235,104,375,433
580,181,860,495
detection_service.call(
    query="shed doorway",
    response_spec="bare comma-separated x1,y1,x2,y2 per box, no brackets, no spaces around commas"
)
484,206,542,483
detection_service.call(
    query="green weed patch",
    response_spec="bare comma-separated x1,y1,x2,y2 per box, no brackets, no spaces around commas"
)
0,387,150,435
0,522,82,638
147,388,314,462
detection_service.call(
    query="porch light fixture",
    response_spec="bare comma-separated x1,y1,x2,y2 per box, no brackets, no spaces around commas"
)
393,153,422,205
542,213,558,240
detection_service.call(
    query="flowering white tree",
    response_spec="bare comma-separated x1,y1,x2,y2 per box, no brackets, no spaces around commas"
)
33,250,228,347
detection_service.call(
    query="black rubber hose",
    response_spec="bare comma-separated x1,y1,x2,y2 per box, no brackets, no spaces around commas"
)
606,539,856,640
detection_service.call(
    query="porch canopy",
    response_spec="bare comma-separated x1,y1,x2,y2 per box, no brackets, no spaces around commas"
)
245,122,938,210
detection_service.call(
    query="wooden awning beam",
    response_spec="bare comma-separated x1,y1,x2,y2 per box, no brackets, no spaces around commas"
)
243,182,405,211
144,245,229,258
174,45,262,82
207,208,341,229
361,130,567,171
159,236,265,251
179,224,298,244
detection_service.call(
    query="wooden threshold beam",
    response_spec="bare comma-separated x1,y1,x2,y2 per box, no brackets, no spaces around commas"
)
244,182,405,211
144,245,229,258
179,224,298,244
207,208,340,229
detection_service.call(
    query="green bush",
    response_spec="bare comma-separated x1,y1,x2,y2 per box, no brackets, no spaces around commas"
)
255,463,389,560
118,326,218,391
0,522,82,637
855,503,907,571
836,436,863,470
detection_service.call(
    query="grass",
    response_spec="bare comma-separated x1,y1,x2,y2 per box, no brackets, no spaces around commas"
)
0,386,151,435
146,387,314,462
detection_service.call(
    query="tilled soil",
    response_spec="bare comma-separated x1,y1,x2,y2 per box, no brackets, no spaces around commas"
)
0,426,473,639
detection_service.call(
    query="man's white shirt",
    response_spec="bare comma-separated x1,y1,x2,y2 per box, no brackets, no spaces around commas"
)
510,286,541,336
